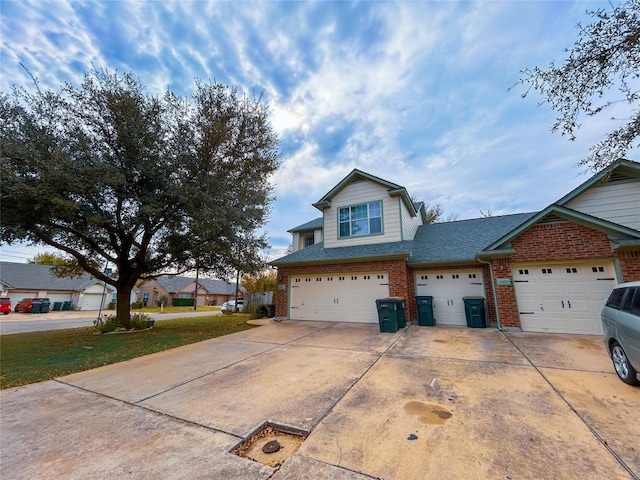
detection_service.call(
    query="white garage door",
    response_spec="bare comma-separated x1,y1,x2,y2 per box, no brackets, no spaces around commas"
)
81,293,106,310
415,270,485,326
513,262,617,334
290,272,389,323
7,292,37,307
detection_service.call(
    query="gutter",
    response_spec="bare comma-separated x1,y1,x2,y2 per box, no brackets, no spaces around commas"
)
476,255,501,331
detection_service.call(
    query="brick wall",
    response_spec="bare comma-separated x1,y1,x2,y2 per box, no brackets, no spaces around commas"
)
275,259,410,320
495,221,624,329
616,249,640,281
511,222,613,262
491,258,520,328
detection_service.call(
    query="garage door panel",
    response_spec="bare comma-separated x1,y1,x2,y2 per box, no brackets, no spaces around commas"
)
513,262,616,335
416,270,484,326
290,272,388,323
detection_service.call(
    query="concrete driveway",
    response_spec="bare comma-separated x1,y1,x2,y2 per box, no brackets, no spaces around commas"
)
1,322,638,479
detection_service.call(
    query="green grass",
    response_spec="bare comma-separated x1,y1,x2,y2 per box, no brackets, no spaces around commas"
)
131,305,220,314
0,314,254,389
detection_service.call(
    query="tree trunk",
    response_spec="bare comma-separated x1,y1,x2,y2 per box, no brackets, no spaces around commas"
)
116,283,133,328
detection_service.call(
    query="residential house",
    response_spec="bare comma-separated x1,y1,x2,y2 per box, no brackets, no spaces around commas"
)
270,159,640,335
138,275,241,307
0,262,138,311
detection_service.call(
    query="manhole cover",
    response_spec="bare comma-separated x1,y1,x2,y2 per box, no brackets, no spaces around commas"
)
262,439,281,453
231,423,306,468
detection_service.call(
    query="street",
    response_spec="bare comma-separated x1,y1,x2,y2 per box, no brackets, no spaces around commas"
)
0,309,221,335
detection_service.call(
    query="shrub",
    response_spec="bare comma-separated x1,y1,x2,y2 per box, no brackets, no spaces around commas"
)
93,313,154,333
256,305,269,318
172,298,195,307
131,301,143,309
107,302,116,310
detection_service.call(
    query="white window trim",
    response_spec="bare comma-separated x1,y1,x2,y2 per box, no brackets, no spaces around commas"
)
337,200,383,239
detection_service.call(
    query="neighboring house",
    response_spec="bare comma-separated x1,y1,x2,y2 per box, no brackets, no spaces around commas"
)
138,275,241,307
0,262,138,311
271,160,640,335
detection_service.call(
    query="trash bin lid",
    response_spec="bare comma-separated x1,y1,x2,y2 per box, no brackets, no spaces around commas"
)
463,296,485,300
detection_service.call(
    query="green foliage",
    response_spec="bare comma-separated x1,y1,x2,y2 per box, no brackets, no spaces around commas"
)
242,270,277,293
1,315,255,388
93,313,153,333
171,298,195,307
518,0,640,170
130,301,143,309
28,252,100,279
254,304,276,319
1,68,280,326
157,295,169,307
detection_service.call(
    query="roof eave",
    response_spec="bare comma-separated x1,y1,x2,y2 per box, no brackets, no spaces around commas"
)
271,251,411,268
407,257,483,267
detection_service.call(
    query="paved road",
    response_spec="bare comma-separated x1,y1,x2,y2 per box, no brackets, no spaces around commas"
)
0,310,222,335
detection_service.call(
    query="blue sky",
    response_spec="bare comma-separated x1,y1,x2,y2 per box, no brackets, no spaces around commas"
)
0,0,629,263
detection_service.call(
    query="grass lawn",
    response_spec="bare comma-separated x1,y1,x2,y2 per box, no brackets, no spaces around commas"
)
131,305,220,314
0,314,255,389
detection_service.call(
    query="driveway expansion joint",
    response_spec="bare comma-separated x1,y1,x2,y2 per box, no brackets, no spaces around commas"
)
53,379,245,440
501,331,639,480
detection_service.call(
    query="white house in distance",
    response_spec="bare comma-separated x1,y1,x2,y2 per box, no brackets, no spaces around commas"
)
0,262,138,311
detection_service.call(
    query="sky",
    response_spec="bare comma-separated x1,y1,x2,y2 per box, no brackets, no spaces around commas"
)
0,0,632,264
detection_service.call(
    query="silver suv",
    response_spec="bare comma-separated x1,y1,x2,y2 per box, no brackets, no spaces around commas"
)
601,281,640,386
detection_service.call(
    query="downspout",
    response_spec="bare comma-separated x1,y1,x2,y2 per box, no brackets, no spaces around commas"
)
476,256,501,331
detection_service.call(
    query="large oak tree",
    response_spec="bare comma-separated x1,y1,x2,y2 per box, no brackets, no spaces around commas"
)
518,0,639,170
1,69,280,326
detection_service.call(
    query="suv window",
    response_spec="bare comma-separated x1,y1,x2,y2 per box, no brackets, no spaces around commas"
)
623,287,640,316
606,288,626,309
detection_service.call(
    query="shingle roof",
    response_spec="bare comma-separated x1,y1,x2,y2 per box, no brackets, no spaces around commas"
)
152,275,238,294
0,262,104,291
271,240,414,266
408,212,537,264
288,217,323,233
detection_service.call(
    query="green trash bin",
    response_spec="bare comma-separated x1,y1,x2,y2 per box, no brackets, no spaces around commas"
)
39,298,51,313
463,296,486,328
376,298,399,333
396,299,406,329
62,301,71,311
52,302,62,311
30,301,42,314
416,296,435,326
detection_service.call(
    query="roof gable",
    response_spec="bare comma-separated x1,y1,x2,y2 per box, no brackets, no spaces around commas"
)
312,169,418,217
482,205,640,252
555,158,640,206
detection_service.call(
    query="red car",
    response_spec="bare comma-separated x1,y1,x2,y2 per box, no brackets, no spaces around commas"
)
14,298,34,313
0,298,11,315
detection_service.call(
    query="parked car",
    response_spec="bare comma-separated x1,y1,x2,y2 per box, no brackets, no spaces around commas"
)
601,281,640,386
221,298,244,313
0,297,11,315
14,297,50,313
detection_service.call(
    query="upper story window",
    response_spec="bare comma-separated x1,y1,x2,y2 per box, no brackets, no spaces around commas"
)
338,200,382,238
303,234,314,248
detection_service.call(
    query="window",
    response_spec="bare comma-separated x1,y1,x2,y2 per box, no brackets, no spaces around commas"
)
338,201,382,238
178,293,191,299
303,234,314,248
606,288,626,309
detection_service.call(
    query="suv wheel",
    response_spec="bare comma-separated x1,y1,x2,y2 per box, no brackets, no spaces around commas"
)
611,341,640,386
